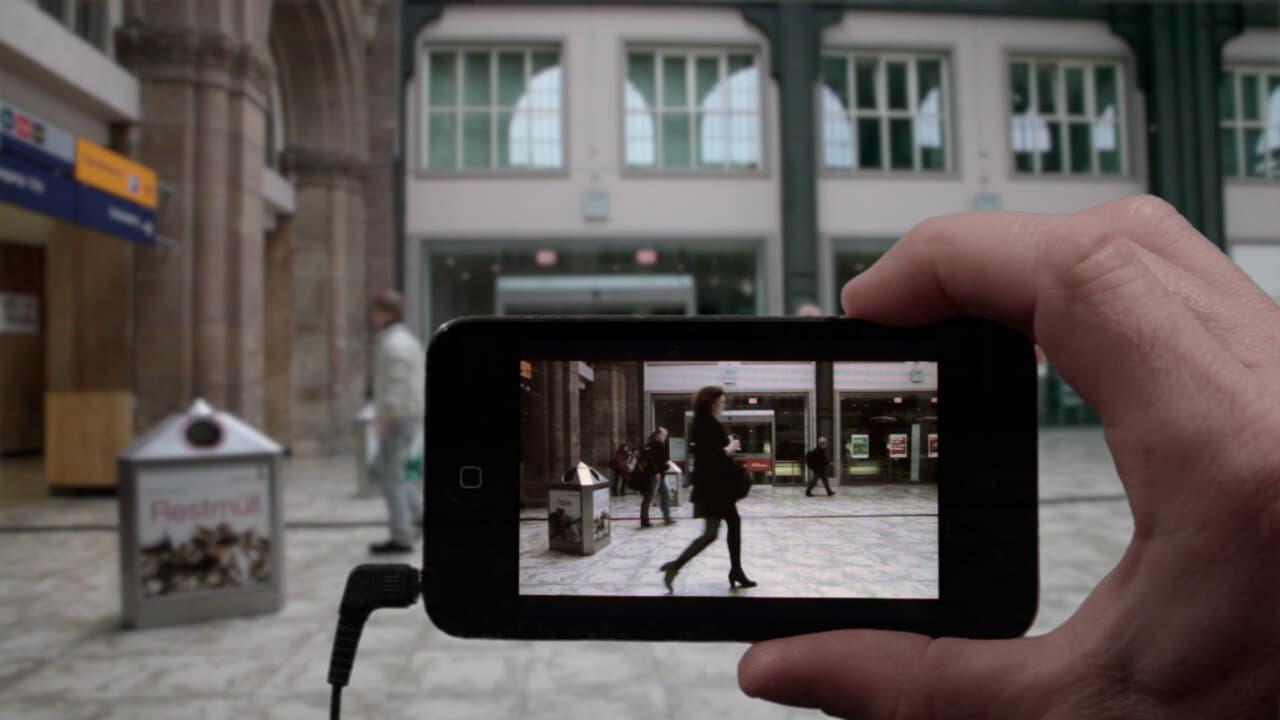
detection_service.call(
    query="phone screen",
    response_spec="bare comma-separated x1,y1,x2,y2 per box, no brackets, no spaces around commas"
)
518,360,939,599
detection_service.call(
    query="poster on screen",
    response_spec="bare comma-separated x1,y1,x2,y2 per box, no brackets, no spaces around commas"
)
888,433,909,459
135,463,273,597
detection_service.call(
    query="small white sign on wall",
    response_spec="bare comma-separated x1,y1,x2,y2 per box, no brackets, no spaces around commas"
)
0,293,38,334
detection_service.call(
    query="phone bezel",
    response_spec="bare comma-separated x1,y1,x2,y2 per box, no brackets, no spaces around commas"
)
423,317,1037,642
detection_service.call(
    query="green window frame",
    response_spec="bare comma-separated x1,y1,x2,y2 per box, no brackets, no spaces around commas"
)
420,46,564,171
1009,58,1127,177
821,52,951,173
624,47,762,171
1220,66,1280,180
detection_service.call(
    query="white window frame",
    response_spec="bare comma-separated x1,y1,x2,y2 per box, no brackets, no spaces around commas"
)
419,45,564,173
1009,57,1128,177
623,46,764,172
1221,65,1280,180
821,52,952,173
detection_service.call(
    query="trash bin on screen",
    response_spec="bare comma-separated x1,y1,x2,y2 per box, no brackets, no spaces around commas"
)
117,398,285,629
662,460,682,507
547,462,611,555
352,402,379,498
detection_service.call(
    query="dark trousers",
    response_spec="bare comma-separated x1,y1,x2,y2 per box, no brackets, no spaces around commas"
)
613,471,628,495
806,470,833,495
640,474,672,525
669,504,742,573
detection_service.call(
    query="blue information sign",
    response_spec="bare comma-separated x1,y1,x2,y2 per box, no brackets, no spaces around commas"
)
0,149,75,221
76,183,156,245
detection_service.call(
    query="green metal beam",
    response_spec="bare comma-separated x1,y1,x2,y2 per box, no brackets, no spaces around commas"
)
1109,4,1252,250
742,3,842,314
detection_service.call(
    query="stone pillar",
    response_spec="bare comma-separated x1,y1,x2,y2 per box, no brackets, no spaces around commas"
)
116,2,272,430
365,0,398,297
591,363,628,470
623,361,643,444
264,215,294,445
546,361,570,476
283,149,368,454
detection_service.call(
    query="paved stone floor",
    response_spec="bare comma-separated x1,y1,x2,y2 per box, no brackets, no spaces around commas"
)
0,428,1129,719
520,485,938,598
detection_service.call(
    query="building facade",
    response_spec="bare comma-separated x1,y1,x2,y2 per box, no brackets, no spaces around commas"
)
519,359,937,506
0,0,397,486
401,0,1279,425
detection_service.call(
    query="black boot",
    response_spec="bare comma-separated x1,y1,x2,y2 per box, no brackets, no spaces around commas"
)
660,562,679,593
728,568,757,589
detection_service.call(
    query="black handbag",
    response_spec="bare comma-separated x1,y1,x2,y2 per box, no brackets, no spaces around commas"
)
728,457,751,500
626,469,650,494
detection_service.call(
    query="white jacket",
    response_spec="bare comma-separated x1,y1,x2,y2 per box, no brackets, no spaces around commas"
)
373,322,425,420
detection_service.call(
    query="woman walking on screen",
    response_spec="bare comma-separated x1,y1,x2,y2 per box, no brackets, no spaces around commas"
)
660,386,757,593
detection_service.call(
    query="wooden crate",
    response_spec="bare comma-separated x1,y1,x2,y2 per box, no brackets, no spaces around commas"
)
45,391,133,489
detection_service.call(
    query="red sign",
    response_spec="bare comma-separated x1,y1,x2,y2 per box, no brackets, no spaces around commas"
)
740,457,773,472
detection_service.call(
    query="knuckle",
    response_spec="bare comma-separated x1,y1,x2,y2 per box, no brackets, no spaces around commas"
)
1039,219,1142,298
904,213,969,250
1120,194,1180,225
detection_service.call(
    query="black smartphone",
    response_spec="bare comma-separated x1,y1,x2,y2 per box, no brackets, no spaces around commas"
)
423,316,1037,642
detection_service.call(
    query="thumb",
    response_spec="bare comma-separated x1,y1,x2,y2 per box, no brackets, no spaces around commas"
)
738,630,1052,719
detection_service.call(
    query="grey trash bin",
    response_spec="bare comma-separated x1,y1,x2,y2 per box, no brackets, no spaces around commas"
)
117,398,285,629
547,462,612,555
662,461,682,507
353,402,379,498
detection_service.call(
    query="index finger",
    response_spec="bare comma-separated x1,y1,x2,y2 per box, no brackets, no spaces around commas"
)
839,210,1245,443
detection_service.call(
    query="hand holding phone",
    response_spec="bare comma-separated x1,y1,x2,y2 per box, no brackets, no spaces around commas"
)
424,315,1037,642
741,197,1280,718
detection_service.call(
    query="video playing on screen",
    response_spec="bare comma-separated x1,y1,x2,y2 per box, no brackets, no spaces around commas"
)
518,360,939,599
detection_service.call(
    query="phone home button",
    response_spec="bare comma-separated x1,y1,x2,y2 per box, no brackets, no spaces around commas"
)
459,466,483,489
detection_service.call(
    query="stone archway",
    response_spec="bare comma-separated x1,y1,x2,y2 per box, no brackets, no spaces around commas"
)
267,0,373,454
118,0,386,455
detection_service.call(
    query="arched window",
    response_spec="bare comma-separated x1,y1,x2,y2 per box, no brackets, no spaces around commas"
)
421,48,563,171
624,49,761,170
820,54,950,172
1220,67,1280,179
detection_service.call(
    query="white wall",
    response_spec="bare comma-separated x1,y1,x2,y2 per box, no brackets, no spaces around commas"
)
1230,244,1280,300
818,14,1146,236
0,64,111,145
644,362,815,393
834,362,938,392
1223,28,1280,246
0,0,138,123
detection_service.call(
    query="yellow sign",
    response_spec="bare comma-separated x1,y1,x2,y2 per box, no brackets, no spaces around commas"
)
74,139,158,209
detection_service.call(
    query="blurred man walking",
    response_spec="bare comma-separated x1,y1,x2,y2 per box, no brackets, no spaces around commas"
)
369,289,426,554
805,437,834,497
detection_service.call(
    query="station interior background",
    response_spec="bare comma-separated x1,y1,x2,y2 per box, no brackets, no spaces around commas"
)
0,0,1276,717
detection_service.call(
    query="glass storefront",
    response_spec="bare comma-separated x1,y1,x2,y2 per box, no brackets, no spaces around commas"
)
649,391,810,485
426,243,760,330
830,238,892,311
837,391,937,484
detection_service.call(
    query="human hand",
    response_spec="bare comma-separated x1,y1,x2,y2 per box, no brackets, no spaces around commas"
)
738,196,1280,717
